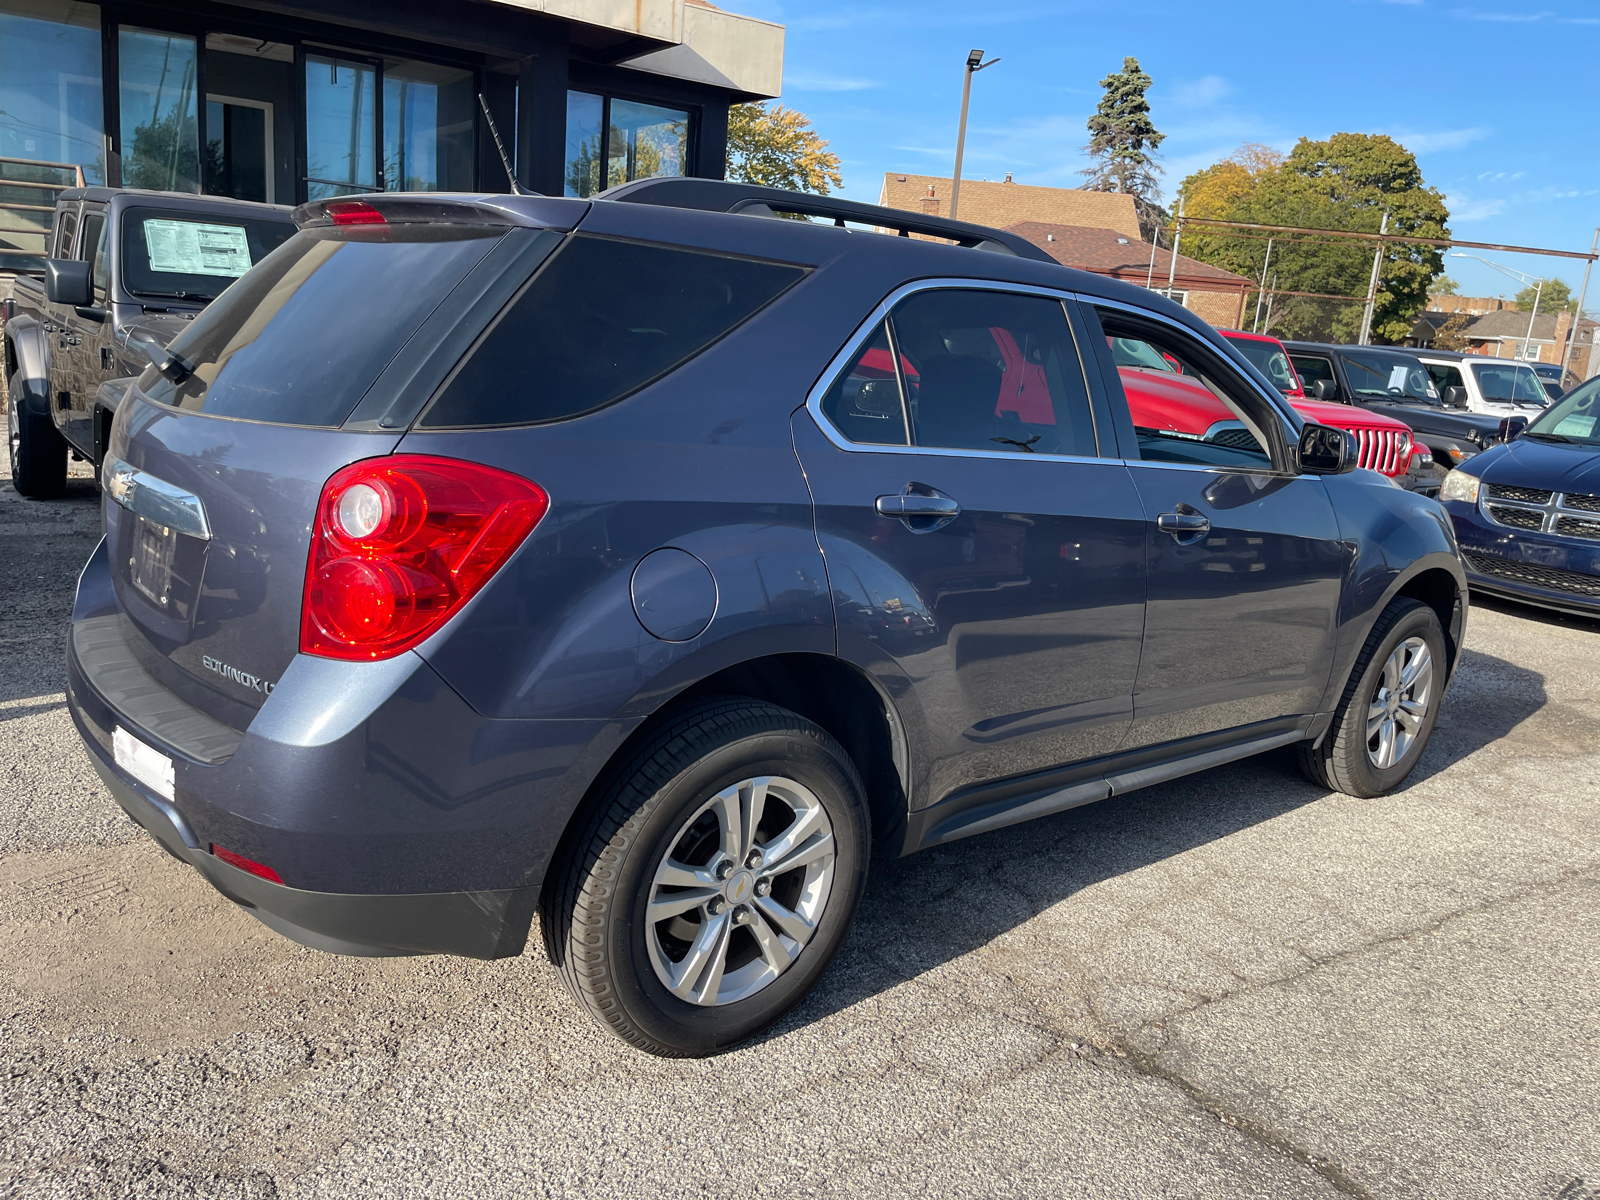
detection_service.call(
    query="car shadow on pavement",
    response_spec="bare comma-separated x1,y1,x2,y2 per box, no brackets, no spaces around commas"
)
773,645,1549,1037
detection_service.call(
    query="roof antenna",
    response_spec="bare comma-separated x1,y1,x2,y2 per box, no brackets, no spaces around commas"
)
478,93,531,196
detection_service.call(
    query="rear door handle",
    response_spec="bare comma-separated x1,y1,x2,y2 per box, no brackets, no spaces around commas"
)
1157,511,1210,541
876,486,960,532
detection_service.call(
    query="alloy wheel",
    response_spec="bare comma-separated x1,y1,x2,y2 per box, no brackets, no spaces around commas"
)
1366,635,1433,770
646,775,836,1007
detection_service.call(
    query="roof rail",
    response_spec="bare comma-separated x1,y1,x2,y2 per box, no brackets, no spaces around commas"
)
598,177,1057,265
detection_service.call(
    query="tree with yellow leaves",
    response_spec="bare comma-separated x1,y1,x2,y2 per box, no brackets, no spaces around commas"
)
725,103,843,194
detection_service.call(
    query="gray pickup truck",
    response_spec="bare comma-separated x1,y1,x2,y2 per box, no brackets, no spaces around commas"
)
4,188,293,498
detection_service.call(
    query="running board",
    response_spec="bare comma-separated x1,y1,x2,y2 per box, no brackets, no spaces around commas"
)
901,721,1309,854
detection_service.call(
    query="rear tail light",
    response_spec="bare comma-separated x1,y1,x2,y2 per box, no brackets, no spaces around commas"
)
212,844,284,884
301,455,549,660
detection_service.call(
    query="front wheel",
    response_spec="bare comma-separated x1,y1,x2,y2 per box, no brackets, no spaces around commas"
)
1298,597,1447,797
542,696,870,1057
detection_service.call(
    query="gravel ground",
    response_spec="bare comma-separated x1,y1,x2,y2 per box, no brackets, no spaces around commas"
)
3,460,1599,1200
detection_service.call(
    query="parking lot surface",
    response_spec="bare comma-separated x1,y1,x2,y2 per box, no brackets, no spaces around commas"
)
3,462,1598,1200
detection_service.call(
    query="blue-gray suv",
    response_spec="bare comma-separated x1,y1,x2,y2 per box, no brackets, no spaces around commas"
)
65,180,1468,1056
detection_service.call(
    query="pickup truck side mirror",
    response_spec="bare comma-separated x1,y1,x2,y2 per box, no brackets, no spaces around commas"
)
1442,385,1468,409
1498,415,1528,442
1312,378,1340,402
1298,422,1358,475
45,258,93,308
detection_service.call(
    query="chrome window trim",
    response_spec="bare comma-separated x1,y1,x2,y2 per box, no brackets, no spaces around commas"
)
803,276,1110,465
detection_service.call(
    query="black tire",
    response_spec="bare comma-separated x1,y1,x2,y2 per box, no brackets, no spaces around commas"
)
7,369,67,499
1298,598,1447,797
542,696,870,1057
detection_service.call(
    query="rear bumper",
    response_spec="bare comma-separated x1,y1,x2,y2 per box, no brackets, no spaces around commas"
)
76,736,536,958
66,539,627,958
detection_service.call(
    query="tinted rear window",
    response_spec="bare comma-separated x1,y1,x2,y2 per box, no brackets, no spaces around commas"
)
418,235,805,428
121,206,295,301
139,225,503,426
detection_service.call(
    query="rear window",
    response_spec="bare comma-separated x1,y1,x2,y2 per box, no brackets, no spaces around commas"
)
139,225,503,427
121,206,295,302
417,235,805,428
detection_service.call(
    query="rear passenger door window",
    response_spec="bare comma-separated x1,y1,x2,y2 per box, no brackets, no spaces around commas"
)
818,287,1099,458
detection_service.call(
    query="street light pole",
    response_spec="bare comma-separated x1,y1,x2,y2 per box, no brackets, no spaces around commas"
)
1452,252,1551,363
949,48,998,222
1358,211,1389,345
1521,278,1544,362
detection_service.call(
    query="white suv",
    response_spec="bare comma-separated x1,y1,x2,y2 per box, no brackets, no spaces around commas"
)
1417,350,1549,417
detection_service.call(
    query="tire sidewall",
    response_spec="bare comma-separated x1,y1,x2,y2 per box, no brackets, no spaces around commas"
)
1342,604,1447,794
604,729,868,1053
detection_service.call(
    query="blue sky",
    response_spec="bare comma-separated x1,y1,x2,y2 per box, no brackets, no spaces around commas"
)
734,0,1600,305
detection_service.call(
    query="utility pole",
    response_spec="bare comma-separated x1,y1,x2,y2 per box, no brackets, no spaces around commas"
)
1560,226,1598,380
949,49,999,221
1165,197,1185,301
1358,211,1389,345
1252,237,1274,333
1520,277,1544,362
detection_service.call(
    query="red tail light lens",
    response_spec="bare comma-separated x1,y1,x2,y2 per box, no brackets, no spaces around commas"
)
326,200,387,226
301,455,549,660
212,844,284,884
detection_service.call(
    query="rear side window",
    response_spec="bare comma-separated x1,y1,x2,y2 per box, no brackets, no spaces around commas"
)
140,225,503,427
418,235,805,428
1290,354,1335,387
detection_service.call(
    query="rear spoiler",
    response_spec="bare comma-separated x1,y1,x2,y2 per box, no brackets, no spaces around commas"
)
597,178,1057,264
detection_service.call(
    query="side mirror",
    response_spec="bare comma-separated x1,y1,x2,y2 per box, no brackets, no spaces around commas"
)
1312,378,1340,401
45,258,93,308
1298,422,1358,475
1498,415,1528,442
1442,385,1468,409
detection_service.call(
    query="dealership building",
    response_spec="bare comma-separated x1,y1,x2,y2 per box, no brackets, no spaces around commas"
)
0,0,782,230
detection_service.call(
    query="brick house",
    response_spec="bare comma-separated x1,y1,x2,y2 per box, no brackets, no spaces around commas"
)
1005,221,1254,329
1409,309,1597,380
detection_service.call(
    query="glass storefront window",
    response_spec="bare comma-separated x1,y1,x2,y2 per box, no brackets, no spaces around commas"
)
0,1,101,269
608,99,687,190
305,53,376,199
383,58,474,192
120,27,200,193
564,90,689,199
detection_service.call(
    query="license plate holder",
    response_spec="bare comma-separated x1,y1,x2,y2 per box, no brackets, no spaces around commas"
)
113,725,175,801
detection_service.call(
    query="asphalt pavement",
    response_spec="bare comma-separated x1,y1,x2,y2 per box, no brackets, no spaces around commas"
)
3,459,1598,1200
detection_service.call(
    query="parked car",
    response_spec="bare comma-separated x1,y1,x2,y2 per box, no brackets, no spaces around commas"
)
1529,361,1568,402
1414,349,1549,416
1439,379,1600,616
1284,341,1506,479
5,187,294,497
1221,329,1432,491
68,181,1467,1057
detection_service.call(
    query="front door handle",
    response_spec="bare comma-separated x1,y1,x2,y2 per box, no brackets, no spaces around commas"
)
1157,510,1211,542
876,485,960,532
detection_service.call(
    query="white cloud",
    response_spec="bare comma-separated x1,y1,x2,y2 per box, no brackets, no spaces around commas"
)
784,73,882,92
1169,76,1232,108
1449,7,1556,19
1381,126,1493,152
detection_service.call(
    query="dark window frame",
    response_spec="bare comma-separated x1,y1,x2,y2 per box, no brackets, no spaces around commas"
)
562,86,698,198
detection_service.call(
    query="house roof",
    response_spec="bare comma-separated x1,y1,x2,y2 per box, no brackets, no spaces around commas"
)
1414,309,1596,342
1005,222,1253,291
878,174,1143,241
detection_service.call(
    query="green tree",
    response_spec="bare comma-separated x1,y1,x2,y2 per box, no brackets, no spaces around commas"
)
1178,133,1449,343
1432,310,1471,352
1433,276,1459,296
1514,278,1574,314
1082,56,1166,241
725,103,843,194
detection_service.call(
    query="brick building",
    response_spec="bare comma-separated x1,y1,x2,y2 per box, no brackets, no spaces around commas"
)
1005,221,1253,329
878,173,1142,240
1410,308,1597,380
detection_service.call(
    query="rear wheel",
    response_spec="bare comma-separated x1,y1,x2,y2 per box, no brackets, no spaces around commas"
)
543,696,870,1057
1298,597,1446,797
7,369,67,499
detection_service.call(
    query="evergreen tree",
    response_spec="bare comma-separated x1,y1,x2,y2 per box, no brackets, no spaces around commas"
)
1081,57,1165,240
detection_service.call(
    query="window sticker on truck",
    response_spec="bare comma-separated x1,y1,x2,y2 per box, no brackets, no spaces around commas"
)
143,219,252,278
